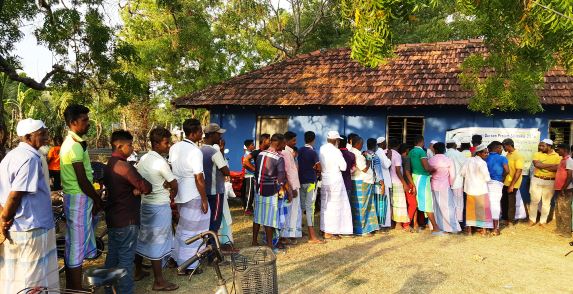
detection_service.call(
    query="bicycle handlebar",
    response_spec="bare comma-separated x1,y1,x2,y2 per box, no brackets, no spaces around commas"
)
177,245,214,272
177,231,225,273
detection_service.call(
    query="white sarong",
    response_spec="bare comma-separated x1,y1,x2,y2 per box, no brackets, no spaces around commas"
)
487,180,504,220
320,173,353,235
174,199,210,269
281,189,303,238
515,190,527,220
219,183,234,244
0,228,59,293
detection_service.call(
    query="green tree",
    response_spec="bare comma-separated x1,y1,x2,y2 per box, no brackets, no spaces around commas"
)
340,0,573,114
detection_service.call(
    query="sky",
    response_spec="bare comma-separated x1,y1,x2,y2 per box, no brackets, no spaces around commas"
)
16,1,122,81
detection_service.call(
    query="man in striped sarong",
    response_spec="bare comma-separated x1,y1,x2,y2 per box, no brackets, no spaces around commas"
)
408,135,440,232
253,134,290,252
170,119,210,278
60,105,103,290
389,140,410,230
281,131,302,241
0,119,59,293
349,137,378,235
461,144,494,235
428,143,461,234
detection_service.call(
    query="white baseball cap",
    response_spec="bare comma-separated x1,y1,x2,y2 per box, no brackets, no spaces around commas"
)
430,140,438,144
475,144,488,152
376,137,386,144
327,131,342,140
16,118,46,136
541,138,553,145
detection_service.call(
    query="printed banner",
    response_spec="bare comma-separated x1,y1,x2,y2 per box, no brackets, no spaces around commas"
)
445,127,541,175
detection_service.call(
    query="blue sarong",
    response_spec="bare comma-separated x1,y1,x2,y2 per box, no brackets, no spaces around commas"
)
136,203,173,261
350,180,379,234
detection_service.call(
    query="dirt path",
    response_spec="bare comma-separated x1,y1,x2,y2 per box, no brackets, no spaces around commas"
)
130,204,573,293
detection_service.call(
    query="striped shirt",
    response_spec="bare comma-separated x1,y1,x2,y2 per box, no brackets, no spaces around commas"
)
255,148,286,197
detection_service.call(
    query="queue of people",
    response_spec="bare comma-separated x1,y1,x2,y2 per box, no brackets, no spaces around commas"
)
0,105,235,292
1,105,573,292
241,131,573,249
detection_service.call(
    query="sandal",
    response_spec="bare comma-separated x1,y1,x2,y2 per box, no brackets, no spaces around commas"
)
307,239,326,244
152,282,179,291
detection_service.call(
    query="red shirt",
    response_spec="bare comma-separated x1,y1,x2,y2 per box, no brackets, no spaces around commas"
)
555,155,571,190
47,146,61,171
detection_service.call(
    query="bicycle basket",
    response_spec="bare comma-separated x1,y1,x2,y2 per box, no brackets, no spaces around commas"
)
231,246,278,294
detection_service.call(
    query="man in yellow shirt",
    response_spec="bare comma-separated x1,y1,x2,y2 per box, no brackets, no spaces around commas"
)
530,139,561,226
502,139,524,226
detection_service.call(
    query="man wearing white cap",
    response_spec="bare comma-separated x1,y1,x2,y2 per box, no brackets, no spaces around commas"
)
427,140,438,159
529,138,561,226
319,131,353,239
0,119,59,292
460,144,493,235
445,139,467,223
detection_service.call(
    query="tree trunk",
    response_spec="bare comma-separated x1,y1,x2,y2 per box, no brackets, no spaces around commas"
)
0,98,7,161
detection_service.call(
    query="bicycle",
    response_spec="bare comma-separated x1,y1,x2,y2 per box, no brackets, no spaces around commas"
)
178,231,230,294
17,267,127,294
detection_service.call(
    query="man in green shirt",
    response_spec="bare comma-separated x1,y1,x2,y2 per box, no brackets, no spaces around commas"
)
60,104,102,290
408,135,441,235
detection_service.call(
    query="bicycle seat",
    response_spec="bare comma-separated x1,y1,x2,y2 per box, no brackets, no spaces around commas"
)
85,268,127,288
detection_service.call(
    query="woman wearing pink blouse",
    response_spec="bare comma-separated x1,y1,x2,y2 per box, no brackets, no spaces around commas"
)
428,142,462,234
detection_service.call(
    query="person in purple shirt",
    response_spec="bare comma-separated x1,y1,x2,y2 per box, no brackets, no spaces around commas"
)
297,131,323,244
339,136,356,197
485,141,509,235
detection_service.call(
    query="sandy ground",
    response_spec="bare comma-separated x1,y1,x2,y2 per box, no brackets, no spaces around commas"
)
71,201,573,294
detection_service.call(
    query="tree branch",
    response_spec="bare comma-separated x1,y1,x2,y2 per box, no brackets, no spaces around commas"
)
0,55,64,91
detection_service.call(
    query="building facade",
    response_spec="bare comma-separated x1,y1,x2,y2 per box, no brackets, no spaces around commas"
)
175,40,573,172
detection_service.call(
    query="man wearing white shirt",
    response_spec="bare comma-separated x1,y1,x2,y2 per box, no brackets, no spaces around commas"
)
427,140,438,159
349,137,378,235
169,119,209,275
375,137,393,228
135,127,179,290
319,131,353,239
445,139,467,223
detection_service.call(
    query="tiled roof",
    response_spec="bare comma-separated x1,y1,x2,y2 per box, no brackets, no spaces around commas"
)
174,39,573,108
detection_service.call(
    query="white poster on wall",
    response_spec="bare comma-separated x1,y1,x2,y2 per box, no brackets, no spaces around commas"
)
445,127,541,175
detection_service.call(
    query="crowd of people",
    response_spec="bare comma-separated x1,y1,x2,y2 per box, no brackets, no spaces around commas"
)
0,103,572,293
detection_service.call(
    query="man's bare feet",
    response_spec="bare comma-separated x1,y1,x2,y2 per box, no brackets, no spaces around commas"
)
529,221,537,227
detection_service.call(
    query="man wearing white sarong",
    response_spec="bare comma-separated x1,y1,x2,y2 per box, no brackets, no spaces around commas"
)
281,131,302,240
485,141,508,235
169,119,209,276
375,137,393,228
0,119,59,293
320,131,353,239
445,139,467,223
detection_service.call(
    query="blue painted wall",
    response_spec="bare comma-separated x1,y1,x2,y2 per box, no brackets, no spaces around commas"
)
213,106,572,171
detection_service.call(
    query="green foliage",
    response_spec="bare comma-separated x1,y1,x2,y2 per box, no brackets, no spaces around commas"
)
340,0,573,114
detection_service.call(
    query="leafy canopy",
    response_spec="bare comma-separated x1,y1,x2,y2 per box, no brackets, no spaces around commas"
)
340,0,573,114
